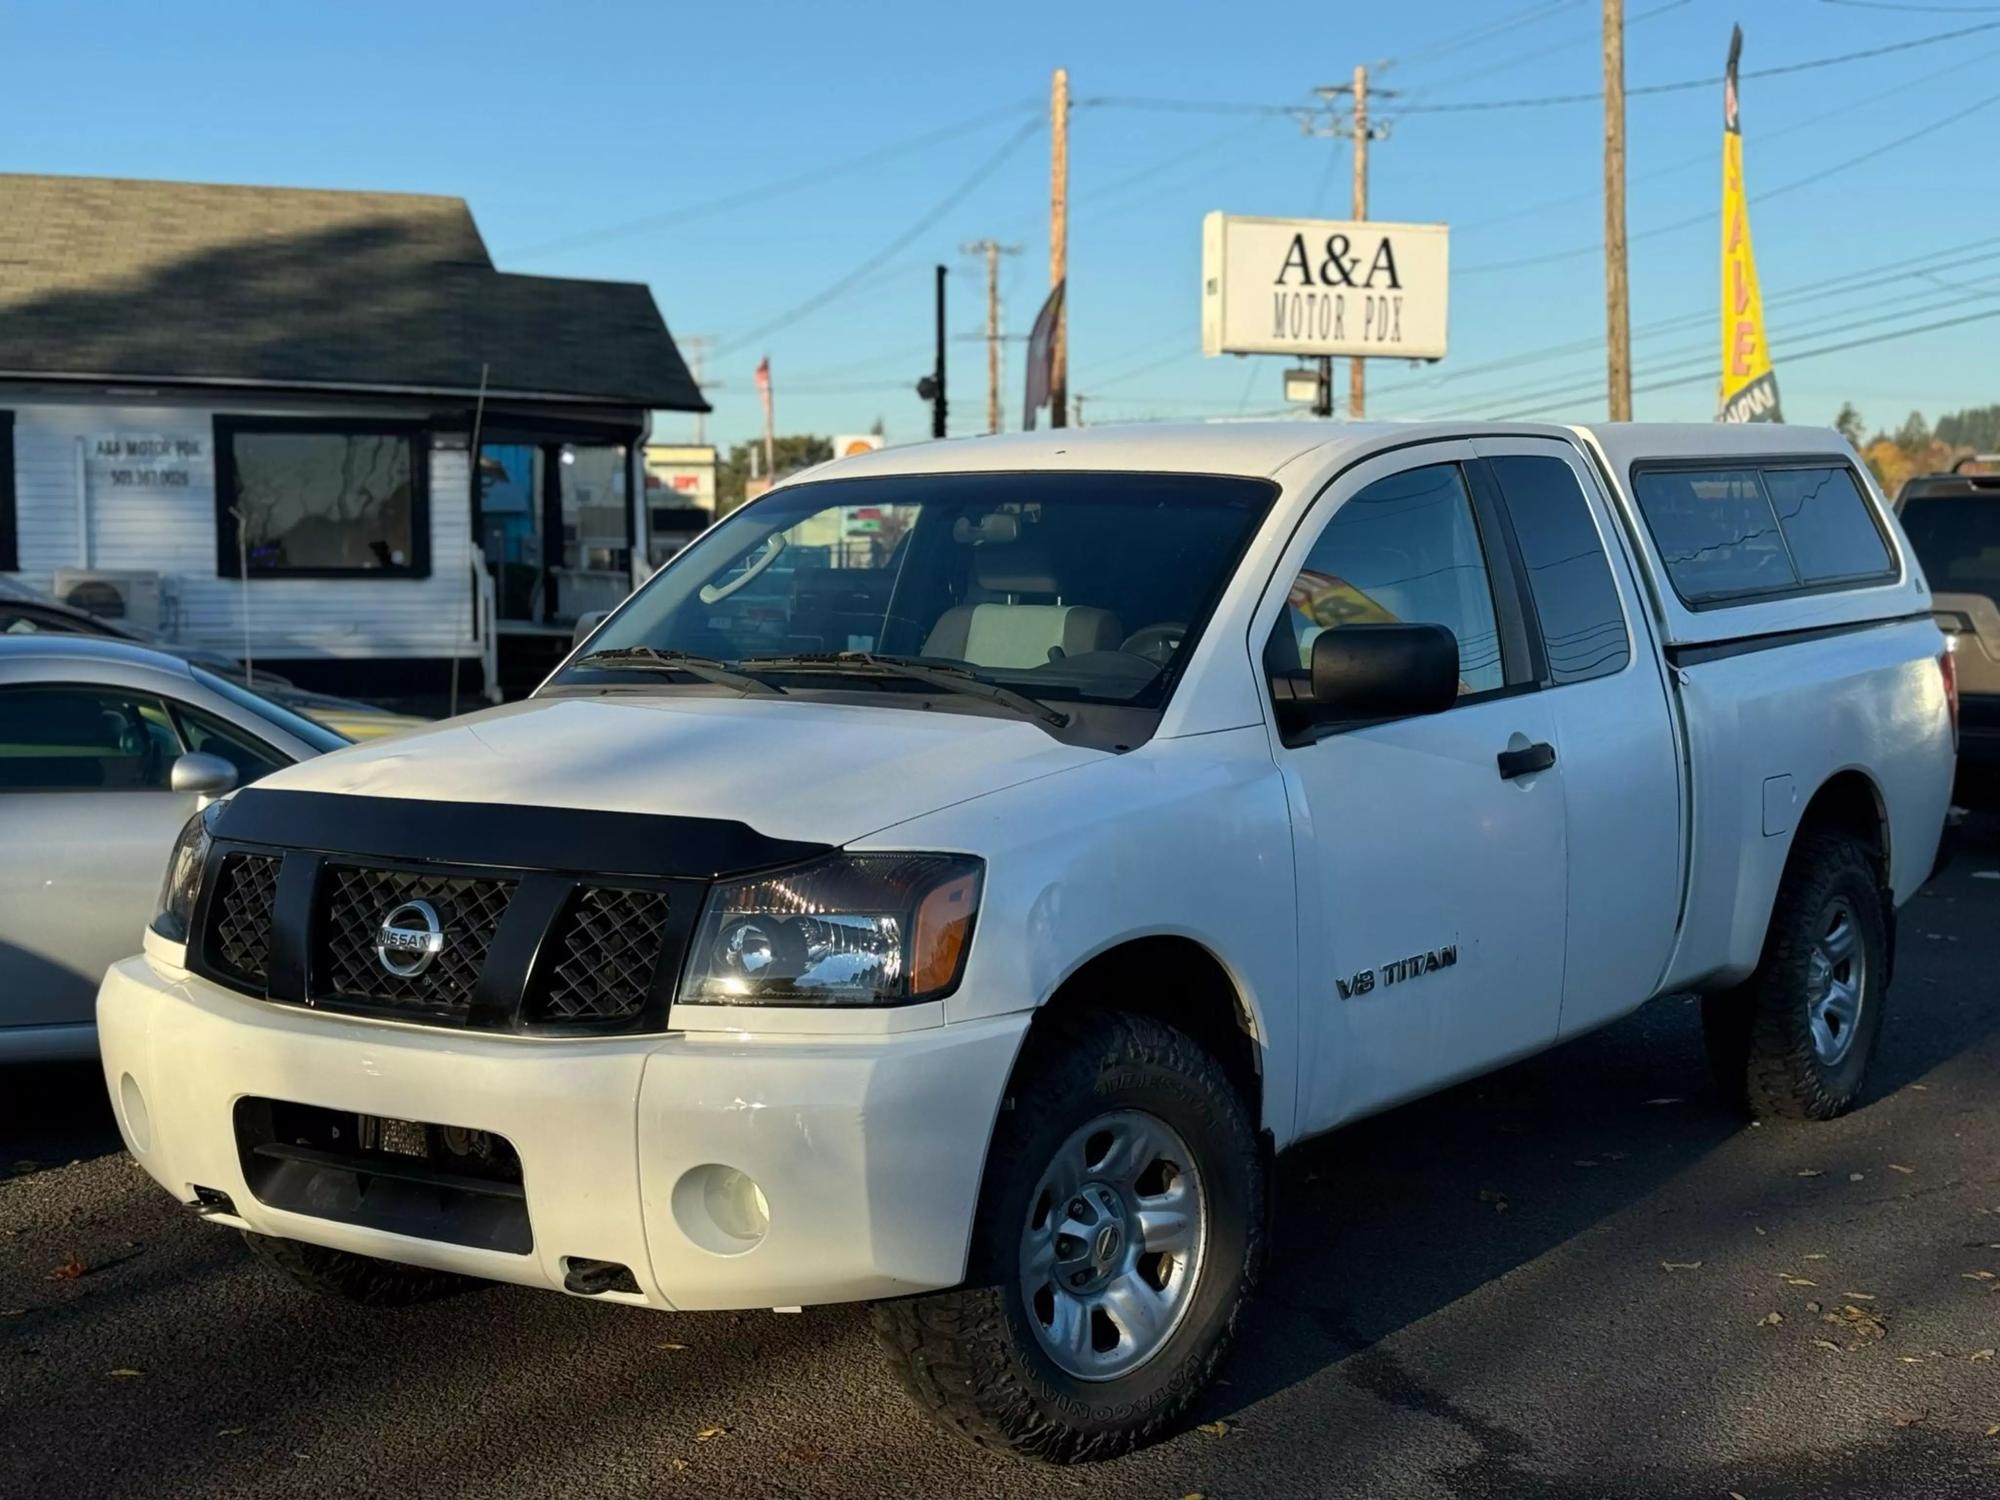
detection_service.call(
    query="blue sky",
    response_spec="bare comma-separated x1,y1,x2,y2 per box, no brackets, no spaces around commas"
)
6,0,1997,448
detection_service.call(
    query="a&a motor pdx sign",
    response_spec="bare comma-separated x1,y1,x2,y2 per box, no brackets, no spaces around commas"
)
1202,213,1449,361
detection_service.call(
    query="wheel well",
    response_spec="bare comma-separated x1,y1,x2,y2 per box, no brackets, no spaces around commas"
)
1796,770,1891,890
1031,937,1263,1128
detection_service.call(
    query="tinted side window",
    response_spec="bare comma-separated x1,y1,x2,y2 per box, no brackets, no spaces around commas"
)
1488,456,1630,684
1632,467,1795,603
1900,495,2000,608
0,686,181,790
1764,466,1893,584
1276,463,1504,697
171,703,284,785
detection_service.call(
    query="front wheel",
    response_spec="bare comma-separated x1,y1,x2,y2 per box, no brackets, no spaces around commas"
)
1703,831,1889,1120
872,1010,1264,1463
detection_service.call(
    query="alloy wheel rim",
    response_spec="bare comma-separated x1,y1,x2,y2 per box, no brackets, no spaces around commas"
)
1019,1108,1207,1382
1807,896,1865,1066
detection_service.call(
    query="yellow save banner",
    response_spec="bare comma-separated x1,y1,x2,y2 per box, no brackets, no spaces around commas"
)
1719,25,1783,424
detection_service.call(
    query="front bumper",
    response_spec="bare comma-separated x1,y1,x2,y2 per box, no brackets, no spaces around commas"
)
98,955,1028,1311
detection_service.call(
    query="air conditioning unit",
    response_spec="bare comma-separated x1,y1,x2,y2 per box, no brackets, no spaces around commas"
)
53,568,164,634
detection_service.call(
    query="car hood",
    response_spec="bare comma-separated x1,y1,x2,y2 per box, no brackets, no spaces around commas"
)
253,693,1105,847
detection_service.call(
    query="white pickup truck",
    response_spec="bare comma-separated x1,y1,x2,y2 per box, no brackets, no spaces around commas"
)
99,420,1955,1462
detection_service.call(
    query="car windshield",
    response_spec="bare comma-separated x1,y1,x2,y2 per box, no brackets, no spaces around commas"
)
558,471,1278,709
192,666,351,753
1901,494,2000,610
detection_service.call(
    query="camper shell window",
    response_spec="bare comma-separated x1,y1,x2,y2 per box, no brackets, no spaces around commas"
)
1630,458,1896,608
215,417,431,579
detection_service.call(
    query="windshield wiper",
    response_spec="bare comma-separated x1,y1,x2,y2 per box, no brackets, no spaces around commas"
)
736,651,1070,729
571,647,787,697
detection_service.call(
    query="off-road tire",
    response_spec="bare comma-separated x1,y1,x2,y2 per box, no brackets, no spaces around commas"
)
242,1232,484,1307
1702,831,1888,1121
871,1009,1265,1463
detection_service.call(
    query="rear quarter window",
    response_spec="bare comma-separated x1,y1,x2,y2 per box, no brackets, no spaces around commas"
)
1631,461,1895,606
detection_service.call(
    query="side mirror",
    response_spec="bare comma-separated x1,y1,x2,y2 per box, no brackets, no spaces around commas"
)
1293,623,1460,727
171,751,239,798
571,610,611,652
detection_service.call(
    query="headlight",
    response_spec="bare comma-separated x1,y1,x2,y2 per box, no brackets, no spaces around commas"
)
679,853,983,1007
151,804,218,943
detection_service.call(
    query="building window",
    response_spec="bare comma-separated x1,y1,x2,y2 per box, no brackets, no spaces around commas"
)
0,411,15,572
215,418,430,579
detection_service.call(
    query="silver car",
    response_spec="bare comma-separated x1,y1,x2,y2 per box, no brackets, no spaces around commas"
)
0,637,346,1060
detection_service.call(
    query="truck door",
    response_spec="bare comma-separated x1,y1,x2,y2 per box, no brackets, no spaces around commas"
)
1263,444,1569,1132
1470,437,1682,1038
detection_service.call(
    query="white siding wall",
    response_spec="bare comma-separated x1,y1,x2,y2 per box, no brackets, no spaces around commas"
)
6,397,475,660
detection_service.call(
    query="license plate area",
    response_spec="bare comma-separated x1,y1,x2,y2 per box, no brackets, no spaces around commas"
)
233,1098,532,1254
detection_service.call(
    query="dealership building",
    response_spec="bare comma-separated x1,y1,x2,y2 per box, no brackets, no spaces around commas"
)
0,172,706,702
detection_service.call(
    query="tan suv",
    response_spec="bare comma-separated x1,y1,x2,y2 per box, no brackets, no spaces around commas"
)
1898,459,2000,796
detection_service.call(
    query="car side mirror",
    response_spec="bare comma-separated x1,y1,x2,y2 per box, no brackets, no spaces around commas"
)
171,751,239,798
572,610,611,652
1290,623,1460,728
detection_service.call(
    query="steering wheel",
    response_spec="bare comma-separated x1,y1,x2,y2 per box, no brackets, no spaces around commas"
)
1121,622,1188,666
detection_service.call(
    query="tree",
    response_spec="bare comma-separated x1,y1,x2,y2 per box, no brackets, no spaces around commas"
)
1833,402,1865,448
715,434,834,513
1895,411,1931,450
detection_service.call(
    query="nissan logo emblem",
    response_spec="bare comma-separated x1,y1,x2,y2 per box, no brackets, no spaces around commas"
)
375,899,446,978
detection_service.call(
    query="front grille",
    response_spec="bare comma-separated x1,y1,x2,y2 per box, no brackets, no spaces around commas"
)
317,866,515,1018
530,886,674,1023
209,853,280,986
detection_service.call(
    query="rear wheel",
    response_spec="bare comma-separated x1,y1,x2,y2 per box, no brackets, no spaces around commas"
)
1703,831,1888,1120
872,1009,1264,1462
242,1232,485,1307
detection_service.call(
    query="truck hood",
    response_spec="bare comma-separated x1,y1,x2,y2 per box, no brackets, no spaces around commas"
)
258,693,1104,848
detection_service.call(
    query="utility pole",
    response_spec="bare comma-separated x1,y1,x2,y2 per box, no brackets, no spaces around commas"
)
1349,63,1369,420
1603,0,1633,420
963,239,1022,434
681,335,716,444
1305,71,1392,419
1049,66,1070,428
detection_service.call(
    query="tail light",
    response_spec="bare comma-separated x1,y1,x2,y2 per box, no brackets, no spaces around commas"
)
1940,645,1959,752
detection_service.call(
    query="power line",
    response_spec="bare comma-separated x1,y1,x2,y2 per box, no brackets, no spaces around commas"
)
1493,306,2000,420
714,118,1041,357
500,99,1038,261
1457,86,2000,274
1820,0,2000,11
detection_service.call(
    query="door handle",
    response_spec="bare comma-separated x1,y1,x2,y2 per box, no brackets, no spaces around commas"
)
1496,741,1557,780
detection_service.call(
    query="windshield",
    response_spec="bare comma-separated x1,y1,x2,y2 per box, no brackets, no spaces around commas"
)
192,667,351,753
1901,495,2000,610
559,471,1277,709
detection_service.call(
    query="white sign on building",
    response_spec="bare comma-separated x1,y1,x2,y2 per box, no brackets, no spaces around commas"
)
1202,213,1449,361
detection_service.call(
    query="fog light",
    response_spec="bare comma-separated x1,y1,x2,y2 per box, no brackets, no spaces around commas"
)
118,1073,152,1154
670,1163,770,1256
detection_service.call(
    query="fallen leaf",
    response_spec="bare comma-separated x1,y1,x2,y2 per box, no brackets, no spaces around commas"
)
1988,1425,2000,1438
0,1309,24,1318
1798,1169,1825,1178
1812,1338,1844,1353
670,1457,689,1473
1910,1084,1930,1091
1830,1305,1888,1340
217,1427,246,1437
655,1342,689,1351
1849,1172,1866,1183
1661,1261,1703,1272
1965,1271,1998,1282
48,1254,86,1281
1841,1292,1877,1301
1645,1097,1684,1106
1754,1226,1768,1236
1779,1275,1817,1287
1970,1349,1996,1363
694,1426,728,1443
1758,1312,1784,1327
1887,1408,1927,1429
1889,1164,1915,1175
107,1368,142,1378
1899,1356,1925,1364
1804,1253,1829,1260
1198,1420,1232,1438
1806,1300,1824,1313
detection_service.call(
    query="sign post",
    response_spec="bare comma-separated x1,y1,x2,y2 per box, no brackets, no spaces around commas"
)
1202,214,1448,386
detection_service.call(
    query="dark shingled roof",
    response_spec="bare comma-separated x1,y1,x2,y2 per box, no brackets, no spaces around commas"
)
0,173,708,411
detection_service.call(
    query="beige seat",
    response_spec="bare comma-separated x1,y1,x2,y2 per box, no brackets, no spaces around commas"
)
922,544,1122,669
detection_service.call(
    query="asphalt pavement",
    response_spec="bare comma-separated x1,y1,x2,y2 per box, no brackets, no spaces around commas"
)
4,820,1998,1500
